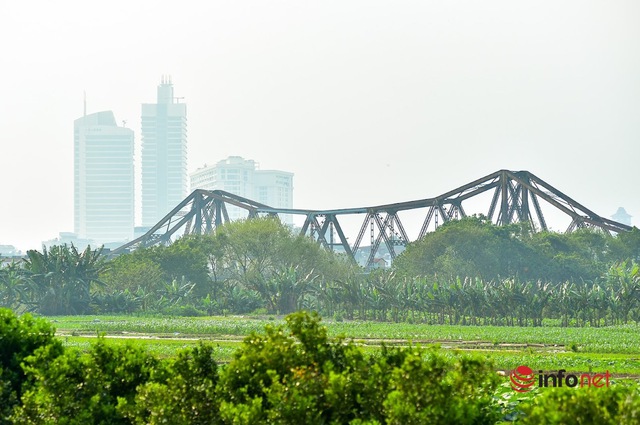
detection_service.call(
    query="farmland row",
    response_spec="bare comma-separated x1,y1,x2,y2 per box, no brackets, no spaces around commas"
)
50,315,640,352
50,314,640,378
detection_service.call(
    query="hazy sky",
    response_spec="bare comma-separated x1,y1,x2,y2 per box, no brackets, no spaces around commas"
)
1,1,639,251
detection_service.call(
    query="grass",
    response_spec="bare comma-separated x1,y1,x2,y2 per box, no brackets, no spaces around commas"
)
60,335,238,360
48,314,640,376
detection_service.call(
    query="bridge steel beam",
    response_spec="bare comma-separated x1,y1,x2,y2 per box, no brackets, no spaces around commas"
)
111,170,633,269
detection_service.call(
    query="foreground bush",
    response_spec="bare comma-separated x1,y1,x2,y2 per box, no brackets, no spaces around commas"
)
121,343,220,425
0,309,62,423
3,307,640,424
516,385,640,424
218,311,499,424
3,309,501,424
13,339,158,424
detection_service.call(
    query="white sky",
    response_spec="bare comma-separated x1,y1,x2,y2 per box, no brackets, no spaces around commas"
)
1,1,639,251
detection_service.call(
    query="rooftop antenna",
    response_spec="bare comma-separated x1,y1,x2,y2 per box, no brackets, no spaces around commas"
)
83,91,87,117
122,120,127,127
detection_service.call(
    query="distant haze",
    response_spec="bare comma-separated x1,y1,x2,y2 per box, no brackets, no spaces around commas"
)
1,1,639,251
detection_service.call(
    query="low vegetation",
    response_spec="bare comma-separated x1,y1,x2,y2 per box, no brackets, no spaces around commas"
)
3,308,640,424
1,217,639,326
1,217,640,422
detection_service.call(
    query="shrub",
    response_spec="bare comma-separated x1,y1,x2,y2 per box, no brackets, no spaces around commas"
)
12,338,158,424
219,310,500,424
516,385,640,424
121,343,221,425
0,308,62,423
3,309,506,424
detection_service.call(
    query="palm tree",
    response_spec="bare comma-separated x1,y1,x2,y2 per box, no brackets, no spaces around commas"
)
22,244,107,315
0,261,30,310
527,280,553,327
605,261,640,324
553,281,579,327
156,277,196,309
271,266,317,315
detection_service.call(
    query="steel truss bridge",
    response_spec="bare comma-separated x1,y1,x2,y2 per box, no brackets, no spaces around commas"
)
112,170,632,267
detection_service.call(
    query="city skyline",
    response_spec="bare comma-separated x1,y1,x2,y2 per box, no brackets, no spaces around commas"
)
71,83,297,247
141,77,188,227
74,110,134,244
1,1,638,251
190,156,294,225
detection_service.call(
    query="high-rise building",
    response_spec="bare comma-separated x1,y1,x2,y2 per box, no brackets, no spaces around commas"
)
141,76,187,227
74,111,134,244
190,156,294,224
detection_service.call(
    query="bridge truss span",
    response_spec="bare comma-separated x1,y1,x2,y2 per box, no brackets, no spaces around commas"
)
112,170,632,268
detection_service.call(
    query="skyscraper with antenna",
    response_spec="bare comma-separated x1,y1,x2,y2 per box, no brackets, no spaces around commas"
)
74,108,134,244
140,76,188,227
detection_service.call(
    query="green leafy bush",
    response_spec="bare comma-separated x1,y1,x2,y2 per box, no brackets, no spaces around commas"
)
121,343,221,425
219,311,500,424
12,338,157,424
0,308,62,423
19,309,640,424
516,385,640,424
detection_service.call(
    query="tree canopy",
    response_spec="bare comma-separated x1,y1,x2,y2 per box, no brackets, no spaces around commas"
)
393,216,640,283
2,216,640,325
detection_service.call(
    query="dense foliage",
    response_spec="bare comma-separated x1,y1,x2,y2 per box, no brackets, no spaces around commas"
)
0,309,62,423
394,216,640,283
2,219,639,423
515,386,640,424
3,308,640,424
8,244,107,315
2,309,500,424
1,217,639,325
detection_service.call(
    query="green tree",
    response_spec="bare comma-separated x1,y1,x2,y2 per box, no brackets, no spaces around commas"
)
517,386,640,424
97,252,164,313
383,348,498,425
13,338,157,424
121,344,221,425
23,244,107,315
99,252,164,294
605,261,640,324
611,227,640,262
0,308,62,423
219,311,500,424
394,217,628,285
394,216,533,282
528,230,608,283
0,262,29,311
219,311,366,422
153,236,211,298
214,217,355,314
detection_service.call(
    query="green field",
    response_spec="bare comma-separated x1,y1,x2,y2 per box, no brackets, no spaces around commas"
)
48,314,640,380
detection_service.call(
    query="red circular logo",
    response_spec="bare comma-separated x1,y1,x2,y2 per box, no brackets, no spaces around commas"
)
510,365,535,393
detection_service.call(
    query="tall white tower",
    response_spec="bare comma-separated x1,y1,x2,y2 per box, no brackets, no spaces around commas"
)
74,111,135,243
141,76,187,227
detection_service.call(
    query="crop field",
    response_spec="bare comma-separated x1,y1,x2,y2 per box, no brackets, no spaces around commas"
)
47,314,640,382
